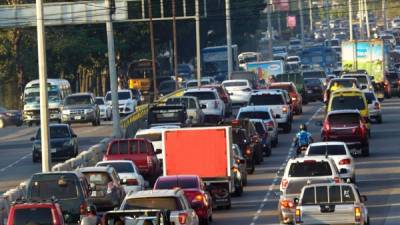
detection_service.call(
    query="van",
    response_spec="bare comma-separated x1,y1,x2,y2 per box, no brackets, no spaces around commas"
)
26,172,91,224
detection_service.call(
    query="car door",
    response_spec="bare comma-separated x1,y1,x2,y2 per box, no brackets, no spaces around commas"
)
146,141,160,175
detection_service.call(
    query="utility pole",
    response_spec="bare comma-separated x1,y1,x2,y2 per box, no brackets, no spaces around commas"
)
358,0,364,39
148,0,158,101
382,0,387,31
267,0,273,60
36,0,50,172
308,0,313,33
298,0,305,45
349,0,353,40
226,0,233,80
172,0,178,89
105,0,122,138
324,0,331,40
195,0,201,86
364,0,370,39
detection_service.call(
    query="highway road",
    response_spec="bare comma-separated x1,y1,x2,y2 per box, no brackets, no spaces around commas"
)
0,122,112,193
0,99,399,225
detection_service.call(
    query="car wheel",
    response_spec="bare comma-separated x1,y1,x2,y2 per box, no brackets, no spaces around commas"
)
0,118,4,129
32,155,39,163
362,145,370,157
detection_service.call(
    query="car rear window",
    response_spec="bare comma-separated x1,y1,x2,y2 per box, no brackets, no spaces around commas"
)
331,96,365,111
238,111,271,120
249,94,284,105
223,81,248,87
108,140,138,155
302,71,325,78
95,98,104,105
364,92,375,104
30,175,78,200
97,162,135,173
83,172,111,185
14,208,53,225
304,78,322,85
288,161,332,177
253,122,266,135
184,92,215,100
308,145,347,156
328,113,359,126
301,185,355,204
344,76,367,84
156,178,198,189
124,197,180,210
36,126,70,139
269,85,294,93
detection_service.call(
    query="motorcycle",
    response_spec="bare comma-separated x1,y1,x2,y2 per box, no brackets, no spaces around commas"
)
296,144,308,155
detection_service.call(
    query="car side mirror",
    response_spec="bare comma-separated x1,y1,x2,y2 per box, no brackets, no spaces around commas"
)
155,149,162,155
339,168,348,174
361,195,368,202
201,104,206,109
315,121,323,127
294,198,299,204
30,137,35,141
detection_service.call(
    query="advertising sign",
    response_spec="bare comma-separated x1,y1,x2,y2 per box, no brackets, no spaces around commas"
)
245,60,285,81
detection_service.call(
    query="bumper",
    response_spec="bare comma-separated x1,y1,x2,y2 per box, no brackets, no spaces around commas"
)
90,195,119,211
61,113,96,123
202,108,223,116
230,94,250,104
33,146,75,160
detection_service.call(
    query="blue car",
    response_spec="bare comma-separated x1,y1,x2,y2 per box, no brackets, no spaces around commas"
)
31,124,78,163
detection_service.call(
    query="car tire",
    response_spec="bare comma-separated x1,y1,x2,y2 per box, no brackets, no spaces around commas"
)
32,155,39,163
0,118,4,129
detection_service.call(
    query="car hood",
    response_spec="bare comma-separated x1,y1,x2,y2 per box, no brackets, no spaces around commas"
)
63,105,94,110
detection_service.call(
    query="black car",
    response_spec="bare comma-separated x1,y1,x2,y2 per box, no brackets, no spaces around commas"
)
31,124,78,163
304,78,324,102
0,106,23,128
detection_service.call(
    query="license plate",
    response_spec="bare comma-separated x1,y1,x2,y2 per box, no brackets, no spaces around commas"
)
74,115,81,120
51,148,57,153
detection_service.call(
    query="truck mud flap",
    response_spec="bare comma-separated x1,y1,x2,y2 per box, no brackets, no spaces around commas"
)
207,182,231,207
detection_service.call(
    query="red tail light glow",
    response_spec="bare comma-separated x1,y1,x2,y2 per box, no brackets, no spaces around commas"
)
179,212,188,224
126,179,139,185
282,106,288,113
334,177,341,183
323,121,330,132
354,207,362,222
339,158,351,165
280,199,295,208
265,120,274,128
281,179,288,189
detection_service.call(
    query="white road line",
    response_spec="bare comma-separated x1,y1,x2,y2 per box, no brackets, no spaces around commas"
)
249,106,322,225
0,153,32,173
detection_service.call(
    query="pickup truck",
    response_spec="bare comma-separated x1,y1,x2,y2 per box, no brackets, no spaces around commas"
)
7,200,65,225
295,183,369,225
103,138,162,182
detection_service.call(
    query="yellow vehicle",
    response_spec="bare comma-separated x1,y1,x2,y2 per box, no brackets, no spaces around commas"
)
327,88,370,129
127,59,158,94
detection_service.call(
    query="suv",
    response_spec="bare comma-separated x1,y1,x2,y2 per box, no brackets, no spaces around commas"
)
78,166,126,211
183,88,225,123
249,90,292,133
7,200,65,225
324,78,360,103
120,189,199,225
269,82,303,115
26,172,91,224
105,89,137,117
278,156,342,225
61,93,100,126
166,96,205,124
103,138,162,182
341,74,373,91
31,124,78,163
295,183,369,225
202,84,233,116
221,79,252,105
321,110,369,156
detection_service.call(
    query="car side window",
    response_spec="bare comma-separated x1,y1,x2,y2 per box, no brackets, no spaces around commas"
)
342,186,355,203
316,186,328,203
188,99,196,109
129,141,138,154
138,141,147,154
329,185,341,203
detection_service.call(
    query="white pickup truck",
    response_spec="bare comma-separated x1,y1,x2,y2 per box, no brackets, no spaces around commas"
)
295,183,369,225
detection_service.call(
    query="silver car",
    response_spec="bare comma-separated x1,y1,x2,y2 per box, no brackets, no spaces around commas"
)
165,96,205,124
364,91,382,123
61,93,100,126
222,79,252,105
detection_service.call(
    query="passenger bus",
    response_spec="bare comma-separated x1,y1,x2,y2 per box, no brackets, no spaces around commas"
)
127,59,160,94
238,52,262,69
299,47,338,74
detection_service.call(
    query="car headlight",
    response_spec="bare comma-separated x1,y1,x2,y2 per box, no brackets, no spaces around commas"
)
84,109,94,114
62,110,70,115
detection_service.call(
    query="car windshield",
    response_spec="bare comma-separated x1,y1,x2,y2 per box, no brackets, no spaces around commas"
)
30,175,78,200
364,92,376,104
328,113,360,126
156,178,198,189
135,133,162,142
344,76,367,84
223,81,248,87
36,126,70,139
287,57,299,62
184,92,215,100
308,145,347,156
304,79,322,85
331,96,365,111
238,111,270,120
105,92,131,101
64,95,91,105
124,197,179,211
97,162,135,173
95,98,105,105
14,208,54,225
83,172,111,185
249,94,284,105
302,71,325,78
288,161,332,177
329,80,357,89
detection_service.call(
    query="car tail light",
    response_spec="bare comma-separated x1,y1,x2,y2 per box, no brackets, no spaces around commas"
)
282,106,288,113
80,202,88,215
295,208,302,223
214,101,219,109
323,120,330,132
374,102,380,110
242,88,252,92
126,179,139,185
265,120,274,128
280,199,295,208
334,177,341,183
178,212,188,224
339,158,351,165
281,179,288,189
354,207,362,222
291,97,297,101
245,148,252,155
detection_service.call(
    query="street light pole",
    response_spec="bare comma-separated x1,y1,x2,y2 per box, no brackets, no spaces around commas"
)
105,0,122,138
267,0,273,60
148,0,158,102
298,0,305,45
308,0,313,33
225,0,233,80
195,0,201,86
35,0,50,172
382,0,388,31
364,0,370,39
172,0,178,89
349,0,353,40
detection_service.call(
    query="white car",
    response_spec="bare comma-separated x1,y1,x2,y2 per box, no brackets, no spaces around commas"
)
286,56,301,65
165,96,205,124
288,39,302,52
236,105,279,147
105,89,137,117
135,125,180,166
363,91,382,123
249,90,292,133
96,160,145,193
305,142,355,182
183,88,225,122
222,79,252,105
341,74,373,91
95,97,111,120
120,189,199,225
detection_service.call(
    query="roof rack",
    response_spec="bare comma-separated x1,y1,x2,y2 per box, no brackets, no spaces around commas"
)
12,196,58,205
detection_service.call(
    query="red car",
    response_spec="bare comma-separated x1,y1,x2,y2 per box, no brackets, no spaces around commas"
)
7,201,65,225
202,84,232,116
154,175,213,225
269,82,303,114
103,138,162,181
321,110,369,156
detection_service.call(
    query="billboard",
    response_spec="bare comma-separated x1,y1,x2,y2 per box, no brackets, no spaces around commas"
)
287,16,296,29
274,0,289,11
245,61,285,81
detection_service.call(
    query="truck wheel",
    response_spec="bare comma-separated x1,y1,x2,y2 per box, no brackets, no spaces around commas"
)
0,118,4,128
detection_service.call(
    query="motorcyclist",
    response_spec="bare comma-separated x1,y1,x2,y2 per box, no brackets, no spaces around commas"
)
294,124,313,154
80,205,101,225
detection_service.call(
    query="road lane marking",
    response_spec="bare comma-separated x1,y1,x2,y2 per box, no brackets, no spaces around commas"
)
0,153,32,172
249,106,322,225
